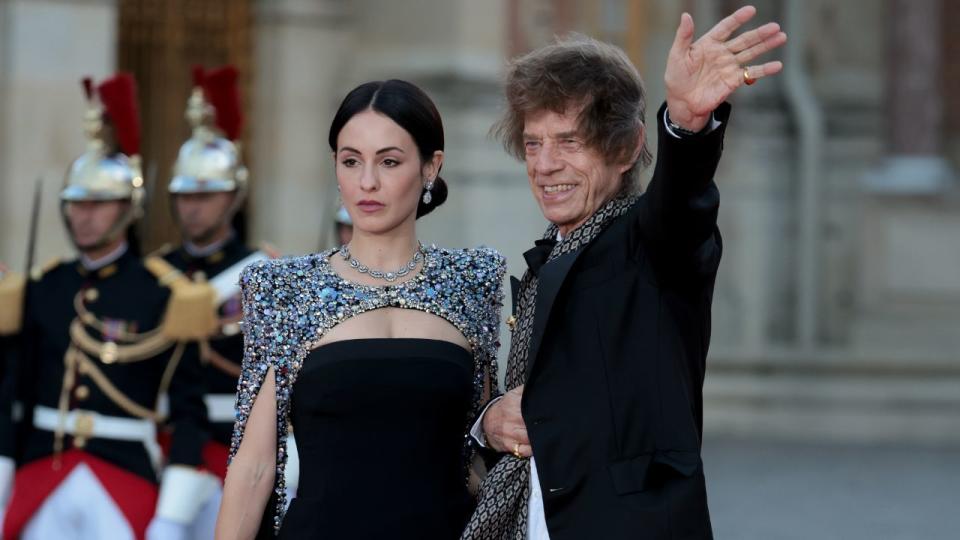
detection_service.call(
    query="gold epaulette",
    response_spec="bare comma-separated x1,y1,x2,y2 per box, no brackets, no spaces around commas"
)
0,271,26,335
146,242,175,258
144,255,219,341
30,257,61,281
143,256,183,287
259,241,281,259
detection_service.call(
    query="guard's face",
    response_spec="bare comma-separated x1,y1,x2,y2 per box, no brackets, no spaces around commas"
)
334,109,441,236
65,200,127,250
523,108,631,236
174,191,235,241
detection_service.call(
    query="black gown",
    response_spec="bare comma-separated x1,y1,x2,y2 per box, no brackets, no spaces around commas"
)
278,338,474,539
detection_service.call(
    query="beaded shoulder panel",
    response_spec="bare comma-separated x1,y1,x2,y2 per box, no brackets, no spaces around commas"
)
228,245,505,533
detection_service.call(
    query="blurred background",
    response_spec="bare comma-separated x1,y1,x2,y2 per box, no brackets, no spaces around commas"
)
0,0,957,538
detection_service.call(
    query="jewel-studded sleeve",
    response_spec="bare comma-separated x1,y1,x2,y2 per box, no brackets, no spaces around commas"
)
228,260,277,464
228,257,313,534
465,248,506,440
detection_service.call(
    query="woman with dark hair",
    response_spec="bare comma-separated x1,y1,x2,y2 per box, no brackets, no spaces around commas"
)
214,80,505,539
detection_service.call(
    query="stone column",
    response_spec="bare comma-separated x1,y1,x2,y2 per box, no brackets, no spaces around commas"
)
248,0,353,255
0,0,117,270
866,0,952,192
336,0,543,265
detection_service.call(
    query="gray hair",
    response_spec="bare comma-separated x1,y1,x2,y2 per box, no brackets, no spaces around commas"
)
493,33,653,194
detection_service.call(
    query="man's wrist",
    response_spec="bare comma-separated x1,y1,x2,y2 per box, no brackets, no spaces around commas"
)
666,112,699,136
664,106,722,139
470,396,503,449
664,99,710,133
666,106,708,132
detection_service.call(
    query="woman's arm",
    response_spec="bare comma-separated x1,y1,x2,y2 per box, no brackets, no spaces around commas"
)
215,366,278,540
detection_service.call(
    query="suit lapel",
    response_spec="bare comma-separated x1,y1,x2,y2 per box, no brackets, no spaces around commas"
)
525,247,586,380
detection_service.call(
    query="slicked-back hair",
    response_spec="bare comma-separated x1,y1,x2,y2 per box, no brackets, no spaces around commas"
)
329,79,448,219
494,34,654,194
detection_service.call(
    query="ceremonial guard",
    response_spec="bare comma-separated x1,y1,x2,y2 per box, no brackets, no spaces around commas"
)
0,74,210,540
152,65,287,538
0,261,24,529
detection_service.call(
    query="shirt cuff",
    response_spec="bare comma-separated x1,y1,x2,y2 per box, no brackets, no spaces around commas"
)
663,108,721,139
470,396,504,448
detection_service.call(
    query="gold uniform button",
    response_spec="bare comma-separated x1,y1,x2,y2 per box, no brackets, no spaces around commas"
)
101,342,118,364
74,413,94,449
97,264,117,279
74,385,90,400
83,288,99,302
206,251,224,264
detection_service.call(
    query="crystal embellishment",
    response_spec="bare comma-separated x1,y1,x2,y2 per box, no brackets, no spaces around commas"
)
228,245,507,533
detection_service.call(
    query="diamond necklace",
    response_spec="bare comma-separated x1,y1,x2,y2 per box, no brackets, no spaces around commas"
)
338,242,424,282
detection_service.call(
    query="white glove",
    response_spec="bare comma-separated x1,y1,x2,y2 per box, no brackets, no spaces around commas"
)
154,465,219,525
0,456,16,538
145,516,190,540
0,456,14,505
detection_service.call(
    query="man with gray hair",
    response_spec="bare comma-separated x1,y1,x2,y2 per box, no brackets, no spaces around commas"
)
465,6,786,539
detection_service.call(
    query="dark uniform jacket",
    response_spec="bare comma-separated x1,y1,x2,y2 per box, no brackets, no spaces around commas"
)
0,248,206,482
163,234,254,446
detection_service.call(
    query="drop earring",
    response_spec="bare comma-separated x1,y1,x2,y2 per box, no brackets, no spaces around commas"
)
422,180,434,205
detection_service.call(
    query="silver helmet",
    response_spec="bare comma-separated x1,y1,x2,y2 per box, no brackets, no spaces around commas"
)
169,66,247,198
61,74,145,246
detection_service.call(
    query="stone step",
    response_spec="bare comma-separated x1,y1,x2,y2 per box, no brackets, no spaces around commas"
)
703,353,960,446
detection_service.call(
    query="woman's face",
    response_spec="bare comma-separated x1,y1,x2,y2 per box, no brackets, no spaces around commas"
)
334,109,441,236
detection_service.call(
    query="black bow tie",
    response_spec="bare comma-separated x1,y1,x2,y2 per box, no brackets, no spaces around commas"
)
523,238,557,276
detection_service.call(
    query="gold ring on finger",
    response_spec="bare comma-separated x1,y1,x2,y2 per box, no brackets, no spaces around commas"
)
513,442,522,458
743,67,756,86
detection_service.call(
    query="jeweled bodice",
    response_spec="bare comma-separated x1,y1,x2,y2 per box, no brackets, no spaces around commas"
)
228,245,505,534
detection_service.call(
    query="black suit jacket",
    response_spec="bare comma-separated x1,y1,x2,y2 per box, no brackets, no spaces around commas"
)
520,103,729,540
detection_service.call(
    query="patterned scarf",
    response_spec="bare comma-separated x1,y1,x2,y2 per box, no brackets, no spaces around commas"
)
463,194,638,539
